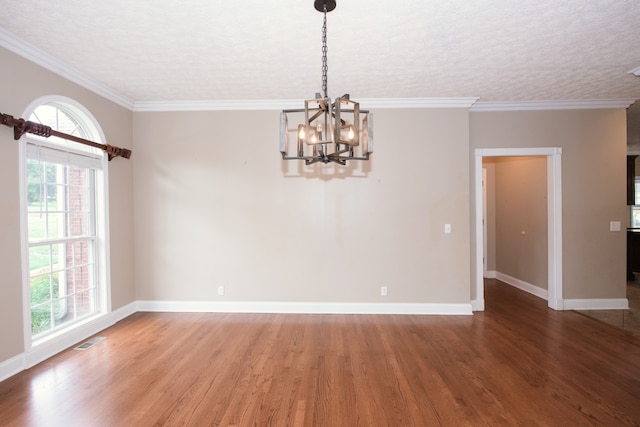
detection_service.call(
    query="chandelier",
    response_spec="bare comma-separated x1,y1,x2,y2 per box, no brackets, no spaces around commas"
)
280,0,373,166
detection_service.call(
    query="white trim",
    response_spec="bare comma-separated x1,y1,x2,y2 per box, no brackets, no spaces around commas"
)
482,167,488,277
25,142,103,168
477,147,563,157
470,99,636,112
495,272,548,300
471,299,485,311
547,152,564,310
0,302,135,382
133,97,480,112
565,299,630,310
474,153,485,310
135,99,303,112
629,66,640,77
18,119,31,360
0,354,26,383
485,270,497,279
474,147,563,311
358,98,479,109
0,28,134,110
100,154,113,315
136,300,473,315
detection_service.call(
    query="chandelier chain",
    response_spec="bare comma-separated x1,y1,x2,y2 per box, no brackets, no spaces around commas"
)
321,9,328,98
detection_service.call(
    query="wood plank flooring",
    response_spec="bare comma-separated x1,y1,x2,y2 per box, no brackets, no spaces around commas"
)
1,279,640,426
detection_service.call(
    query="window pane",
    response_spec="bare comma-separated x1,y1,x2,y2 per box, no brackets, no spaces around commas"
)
50,243,63,273
29,105,99,155
29,245,51,273
77,265,93,290
27,182,43,205
46,213,65,239
27,212,46,240
71,241,92,267
31,305,52,335
69,212,89,236
53,297,68,327
30,274,52,305
634,207,640,228
72,290,95,319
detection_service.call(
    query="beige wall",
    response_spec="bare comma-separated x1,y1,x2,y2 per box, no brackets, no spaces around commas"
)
0,43,631,370
471,110,627,300
488,156,548,289
0,47,135,362
133,108,471,304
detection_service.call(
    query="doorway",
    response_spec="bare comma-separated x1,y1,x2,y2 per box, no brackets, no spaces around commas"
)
473,147,563,311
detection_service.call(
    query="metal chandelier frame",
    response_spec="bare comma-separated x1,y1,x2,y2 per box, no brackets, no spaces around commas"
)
280,0,374,166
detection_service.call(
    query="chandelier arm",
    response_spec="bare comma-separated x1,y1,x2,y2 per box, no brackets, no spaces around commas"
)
308,110,325,123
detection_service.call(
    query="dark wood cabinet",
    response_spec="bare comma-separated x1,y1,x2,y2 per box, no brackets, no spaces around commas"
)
628,155,637,205
628,229,640,280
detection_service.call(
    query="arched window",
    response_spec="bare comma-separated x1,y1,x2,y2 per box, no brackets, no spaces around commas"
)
21,97,110,345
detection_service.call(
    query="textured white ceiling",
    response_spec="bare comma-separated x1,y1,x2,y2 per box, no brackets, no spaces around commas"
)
1,0,640,142
0,0,639,103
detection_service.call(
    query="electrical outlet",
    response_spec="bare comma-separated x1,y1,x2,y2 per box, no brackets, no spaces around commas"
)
218,286,225,296
381,286,388,297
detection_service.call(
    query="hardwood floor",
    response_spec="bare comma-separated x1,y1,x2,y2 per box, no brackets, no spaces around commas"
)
1,279,640,426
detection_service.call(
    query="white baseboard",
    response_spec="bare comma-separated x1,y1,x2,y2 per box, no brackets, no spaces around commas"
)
0,354,27,383
137,300,474,315
495,272,629,310
485,270,497,279
495,271,548,300
471,299,485,311
0,302,136,382
564,298,629,310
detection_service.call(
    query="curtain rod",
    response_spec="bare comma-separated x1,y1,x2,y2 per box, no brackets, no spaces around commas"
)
0,112,131,161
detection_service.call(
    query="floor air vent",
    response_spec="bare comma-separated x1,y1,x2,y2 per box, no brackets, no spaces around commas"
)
75,336,106,350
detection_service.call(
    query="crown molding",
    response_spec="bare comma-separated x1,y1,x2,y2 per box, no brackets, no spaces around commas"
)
134,98,637,113
470,99,637,112
2,27,635,114
0,27,134,110
360,97,479,109
134,99,303,112
133,97,480,112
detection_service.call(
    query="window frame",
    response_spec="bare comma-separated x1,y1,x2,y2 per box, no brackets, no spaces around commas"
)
19,96,111,350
